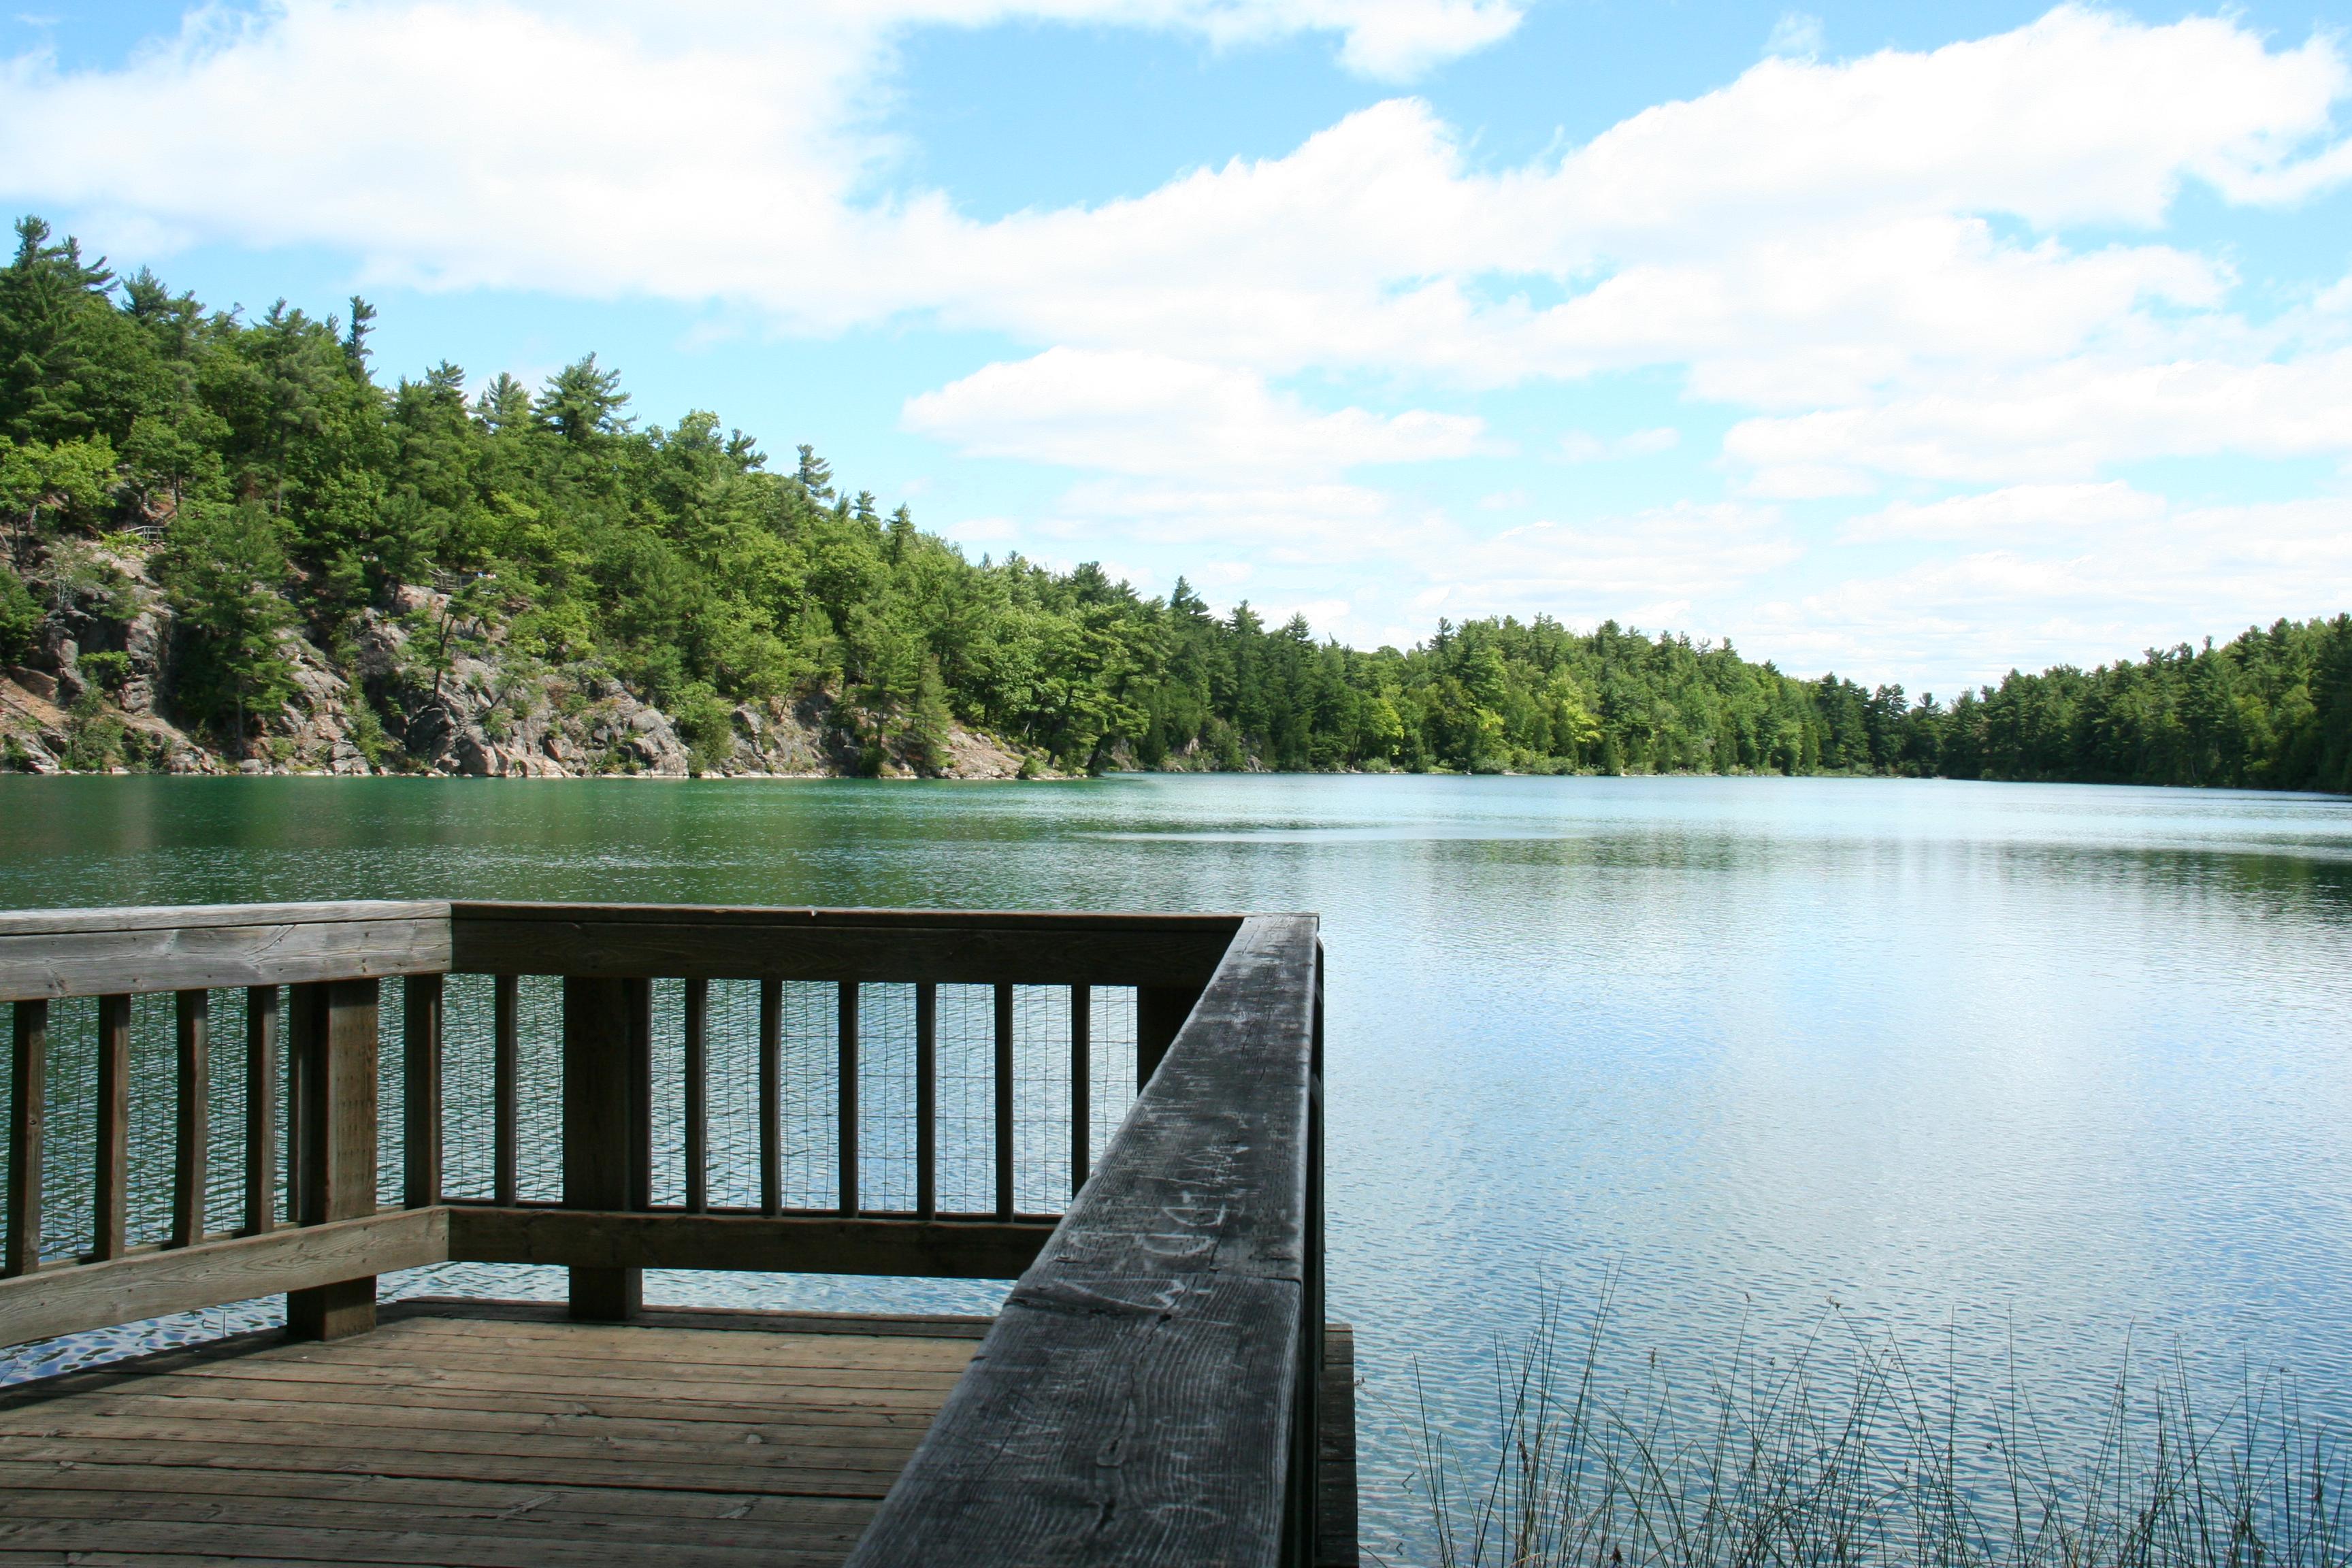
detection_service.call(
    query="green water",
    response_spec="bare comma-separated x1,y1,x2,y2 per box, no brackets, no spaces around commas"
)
7,772,2352,1556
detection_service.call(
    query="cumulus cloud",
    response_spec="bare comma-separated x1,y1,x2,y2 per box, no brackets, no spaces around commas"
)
902,349,1492,478
1842,483,2166,542
1727,348,2352,489
1561,427,1680,461
1751,494,2352,685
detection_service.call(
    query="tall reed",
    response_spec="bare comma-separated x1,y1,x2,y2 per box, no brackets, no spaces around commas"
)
1405,1286,2345,1568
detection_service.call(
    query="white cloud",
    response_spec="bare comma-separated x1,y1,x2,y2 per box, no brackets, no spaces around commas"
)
1842,482,2166,542
1727,348,2352,488
1764,12,1823,61
1750,494,2352,687
942,514,1022,544
902,349,1492,478
1561,426,1680,461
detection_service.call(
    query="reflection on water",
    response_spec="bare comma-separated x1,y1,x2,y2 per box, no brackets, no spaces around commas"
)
4,772,2352,1556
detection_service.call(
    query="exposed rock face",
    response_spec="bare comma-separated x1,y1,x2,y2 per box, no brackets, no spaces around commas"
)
1,544,1042,781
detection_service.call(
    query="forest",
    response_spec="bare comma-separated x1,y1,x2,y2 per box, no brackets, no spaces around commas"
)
3,214,2351,791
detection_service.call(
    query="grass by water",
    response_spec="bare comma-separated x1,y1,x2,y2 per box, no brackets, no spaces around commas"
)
1404,1286,2345,1568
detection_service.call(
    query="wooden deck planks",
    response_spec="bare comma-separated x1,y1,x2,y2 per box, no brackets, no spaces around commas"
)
0,1302,981,1567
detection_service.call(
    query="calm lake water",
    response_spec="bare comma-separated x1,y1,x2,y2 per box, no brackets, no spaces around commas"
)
5,772,2352,1556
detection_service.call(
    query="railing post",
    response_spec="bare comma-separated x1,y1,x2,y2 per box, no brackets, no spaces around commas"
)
564,976,648,1320
838,981,859,1218
92,994,129,1262
243,987,278,1235
915,983,936,1222
1285,939,1328,1566
683,978,708,1213
1137,982,1202,1088
993,982,1014,1222
759,978,781,1216
169,990,209,1248
5,1000,44,1277
492,974,519,1206
403,975,443,1209
1070,983,1090,1195
287,979,380,1341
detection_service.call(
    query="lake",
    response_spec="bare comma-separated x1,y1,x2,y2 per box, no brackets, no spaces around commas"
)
5,772,2351,1558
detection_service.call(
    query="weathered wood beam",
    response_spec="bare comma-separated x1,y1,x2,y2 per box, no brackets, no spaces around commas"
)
0,902,451,1003
0,1208,447,1351
444,1208,1052,1279
847,912,1322,1568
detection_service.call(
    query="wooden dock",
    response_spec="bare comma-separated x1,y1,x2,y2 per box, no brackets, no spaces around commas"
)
0,902,1351,1566
0,1301,981,1566
0,1301,1360,1566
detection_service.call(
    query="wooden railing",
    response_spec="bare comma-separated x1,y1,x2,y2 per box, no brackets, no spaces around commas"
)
0,900,1326,1566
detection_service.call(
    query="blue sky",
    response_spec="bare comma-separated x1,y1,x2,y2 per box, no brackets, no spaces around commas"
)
4,1,2351,694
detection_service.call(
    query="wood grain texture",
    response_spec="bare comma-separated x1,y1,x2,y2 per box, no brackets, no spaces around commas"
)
846,913,1321,1568
0,901,452,1002
0,1209,446,1349
446,1208,1050,1279
4,1000,43,1277
0,1305,979,1568
448,904,1240,986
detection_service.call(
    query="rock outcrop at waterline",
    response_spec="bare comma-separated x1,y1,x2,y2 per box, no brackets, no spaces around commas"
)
0,549,1031,781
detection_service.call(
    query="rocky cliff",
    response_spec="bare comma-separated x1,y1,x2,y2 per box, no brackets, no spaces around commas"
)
0,542,1032,781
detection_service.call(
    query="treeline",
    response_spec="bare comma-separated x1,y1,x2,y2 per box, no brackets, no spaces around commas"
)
1,214,2348,789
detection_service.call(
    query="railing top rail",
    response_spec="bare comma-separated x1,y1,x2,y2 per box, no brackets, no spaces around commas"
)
447,902,1254,986
0,899,1277,1000
0,900,452,1002
451,902,1254,931
847,910,1322,1568
0,900,447,938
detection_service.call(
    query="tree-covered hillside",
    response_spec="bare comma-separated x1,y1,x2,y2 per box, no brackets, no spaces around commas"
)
2,215,2349,790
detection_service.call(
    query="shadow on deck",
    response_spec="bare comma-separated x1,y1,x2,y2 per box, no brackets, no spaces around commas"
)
0,1301,1358,1567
